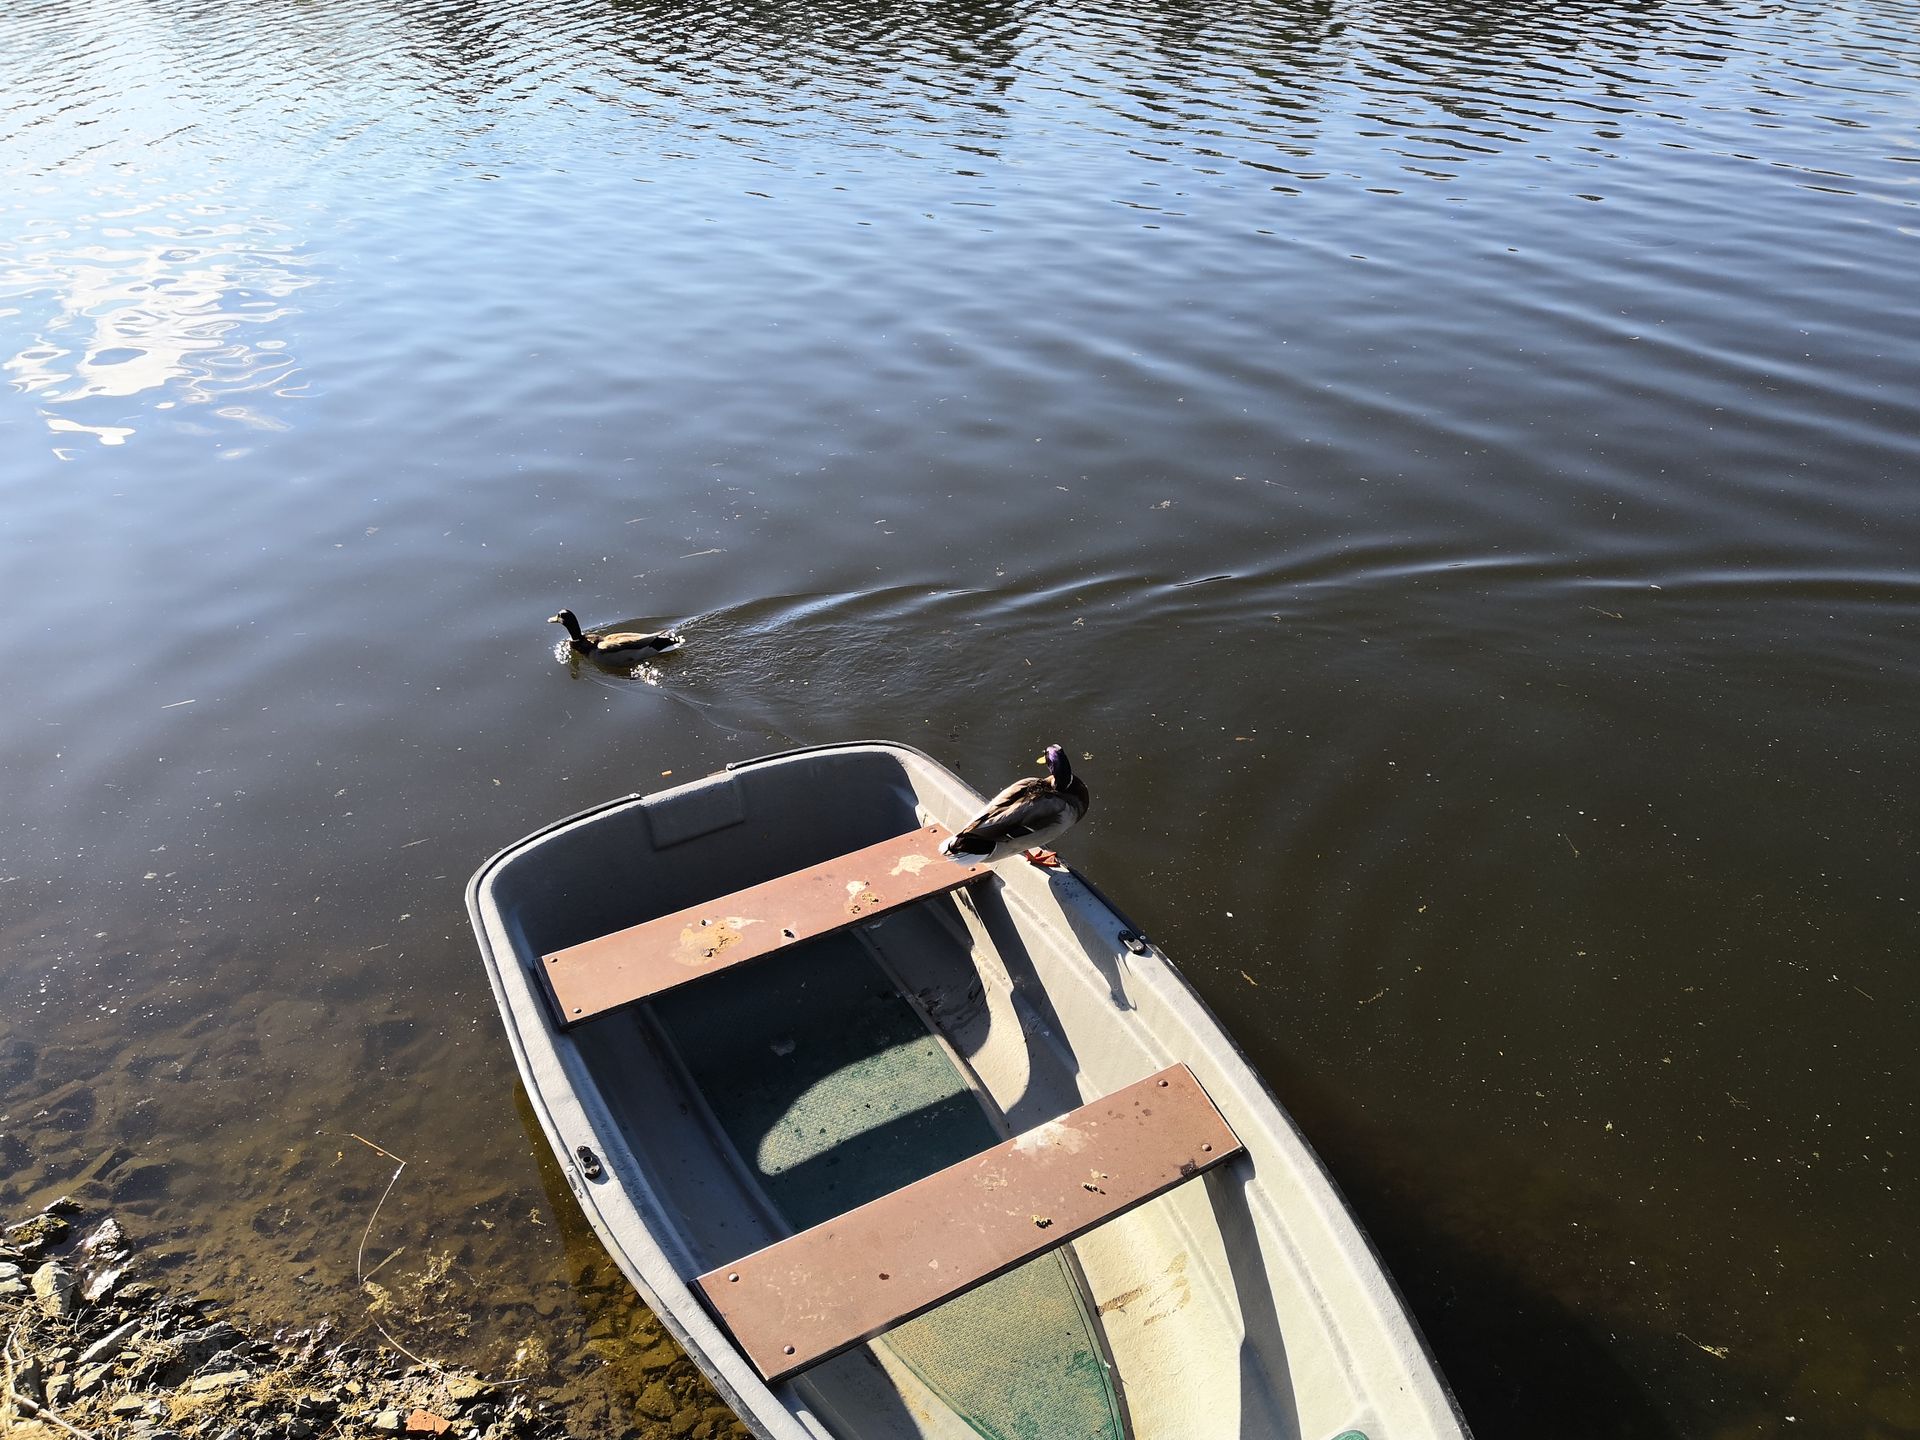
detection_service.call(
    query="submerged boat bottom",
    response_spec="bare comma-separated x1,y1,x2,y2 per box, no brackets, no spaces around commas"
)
654,928,1127,1440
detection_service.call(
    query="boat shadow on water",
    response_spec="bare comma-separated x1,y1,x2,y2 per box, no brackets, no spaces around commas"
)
1250,1055,1719,1440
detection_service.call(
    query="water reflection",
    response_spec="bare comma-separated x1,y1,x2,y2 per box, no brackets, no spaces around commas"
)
1,195,313,452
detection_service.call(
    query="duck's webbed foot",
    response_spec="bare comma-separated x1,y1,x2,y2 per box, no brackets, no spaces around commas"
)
1023,848,1063,868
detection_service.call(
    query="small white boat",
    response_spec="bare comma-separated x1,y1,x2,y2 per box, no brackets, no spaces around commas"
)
467,741,1470,1440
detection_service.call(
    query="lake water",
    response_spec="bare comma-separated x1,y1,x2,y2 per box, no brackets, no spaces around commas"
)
2,0,1917,1433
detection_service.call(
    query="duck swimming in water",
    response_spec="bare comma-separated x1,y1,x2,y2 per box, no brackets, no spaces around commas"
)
549,608,683,659
941,743,1090,868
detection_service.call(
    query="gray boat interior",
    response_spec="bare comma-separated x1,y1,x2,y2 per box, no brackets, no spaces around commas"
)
471,742,1469,1440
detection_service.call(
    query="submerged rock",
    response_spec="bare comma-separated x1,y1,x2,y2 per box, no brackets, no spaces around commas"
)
447,1373,492,1401
107,1157,173,1201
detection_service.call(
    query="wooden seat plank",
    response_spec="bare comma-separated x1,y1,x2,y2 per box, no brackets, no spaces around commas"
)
694,1063,1244,1383
542,825,985,1027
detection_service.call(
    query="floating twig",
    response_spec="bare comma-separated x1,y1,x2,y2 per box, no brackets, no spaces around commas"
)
349,1132,406,1166
349,1136,437,1370
363,1245,408,1282
346,1134,529,1386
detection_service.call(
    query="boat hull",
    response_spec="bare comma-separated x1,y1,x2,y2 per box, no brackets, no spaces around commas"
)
467,741,1470,1440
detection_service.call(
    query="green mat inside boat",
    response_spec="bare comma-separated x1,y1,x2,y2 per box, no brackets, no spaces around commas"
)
655,931,1125,1440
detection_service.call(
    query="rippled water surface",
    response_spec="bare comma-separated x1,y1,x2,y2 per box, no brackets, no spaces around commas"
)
3,0,1917,1433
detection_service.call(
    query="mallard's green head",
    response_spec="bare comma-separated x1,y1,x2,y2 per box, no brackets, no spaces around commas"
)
1040,743,1072,787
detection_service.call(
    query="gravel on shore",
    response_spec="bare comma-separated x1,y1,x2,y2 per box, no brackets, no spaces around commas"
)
1,1195,609,1440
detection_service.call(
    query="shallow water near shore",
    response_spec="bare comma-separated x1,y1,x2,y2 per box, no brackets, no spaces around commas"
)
2,0,1917,1434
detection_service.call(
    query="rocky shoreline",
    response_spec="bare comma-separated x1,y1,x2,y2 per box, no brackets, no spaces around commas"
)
1,1195,704,1440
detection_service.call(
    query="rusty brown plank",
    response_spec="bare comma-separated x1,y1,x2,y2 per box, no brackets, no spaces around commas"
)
695,1063,1244,1383
541,825,986,1027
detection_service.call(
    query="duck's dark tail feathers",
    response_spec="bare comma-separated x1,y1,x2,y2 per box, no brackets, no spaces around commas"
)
940,830,992,860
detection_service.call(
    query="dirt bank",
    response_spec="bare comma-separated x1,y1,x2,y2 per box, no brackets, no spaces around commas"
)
1,1196,745,1440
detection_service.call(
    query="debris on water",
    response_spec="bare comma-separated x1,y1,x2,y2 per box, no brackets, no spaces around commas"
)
508,1335,551,1378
